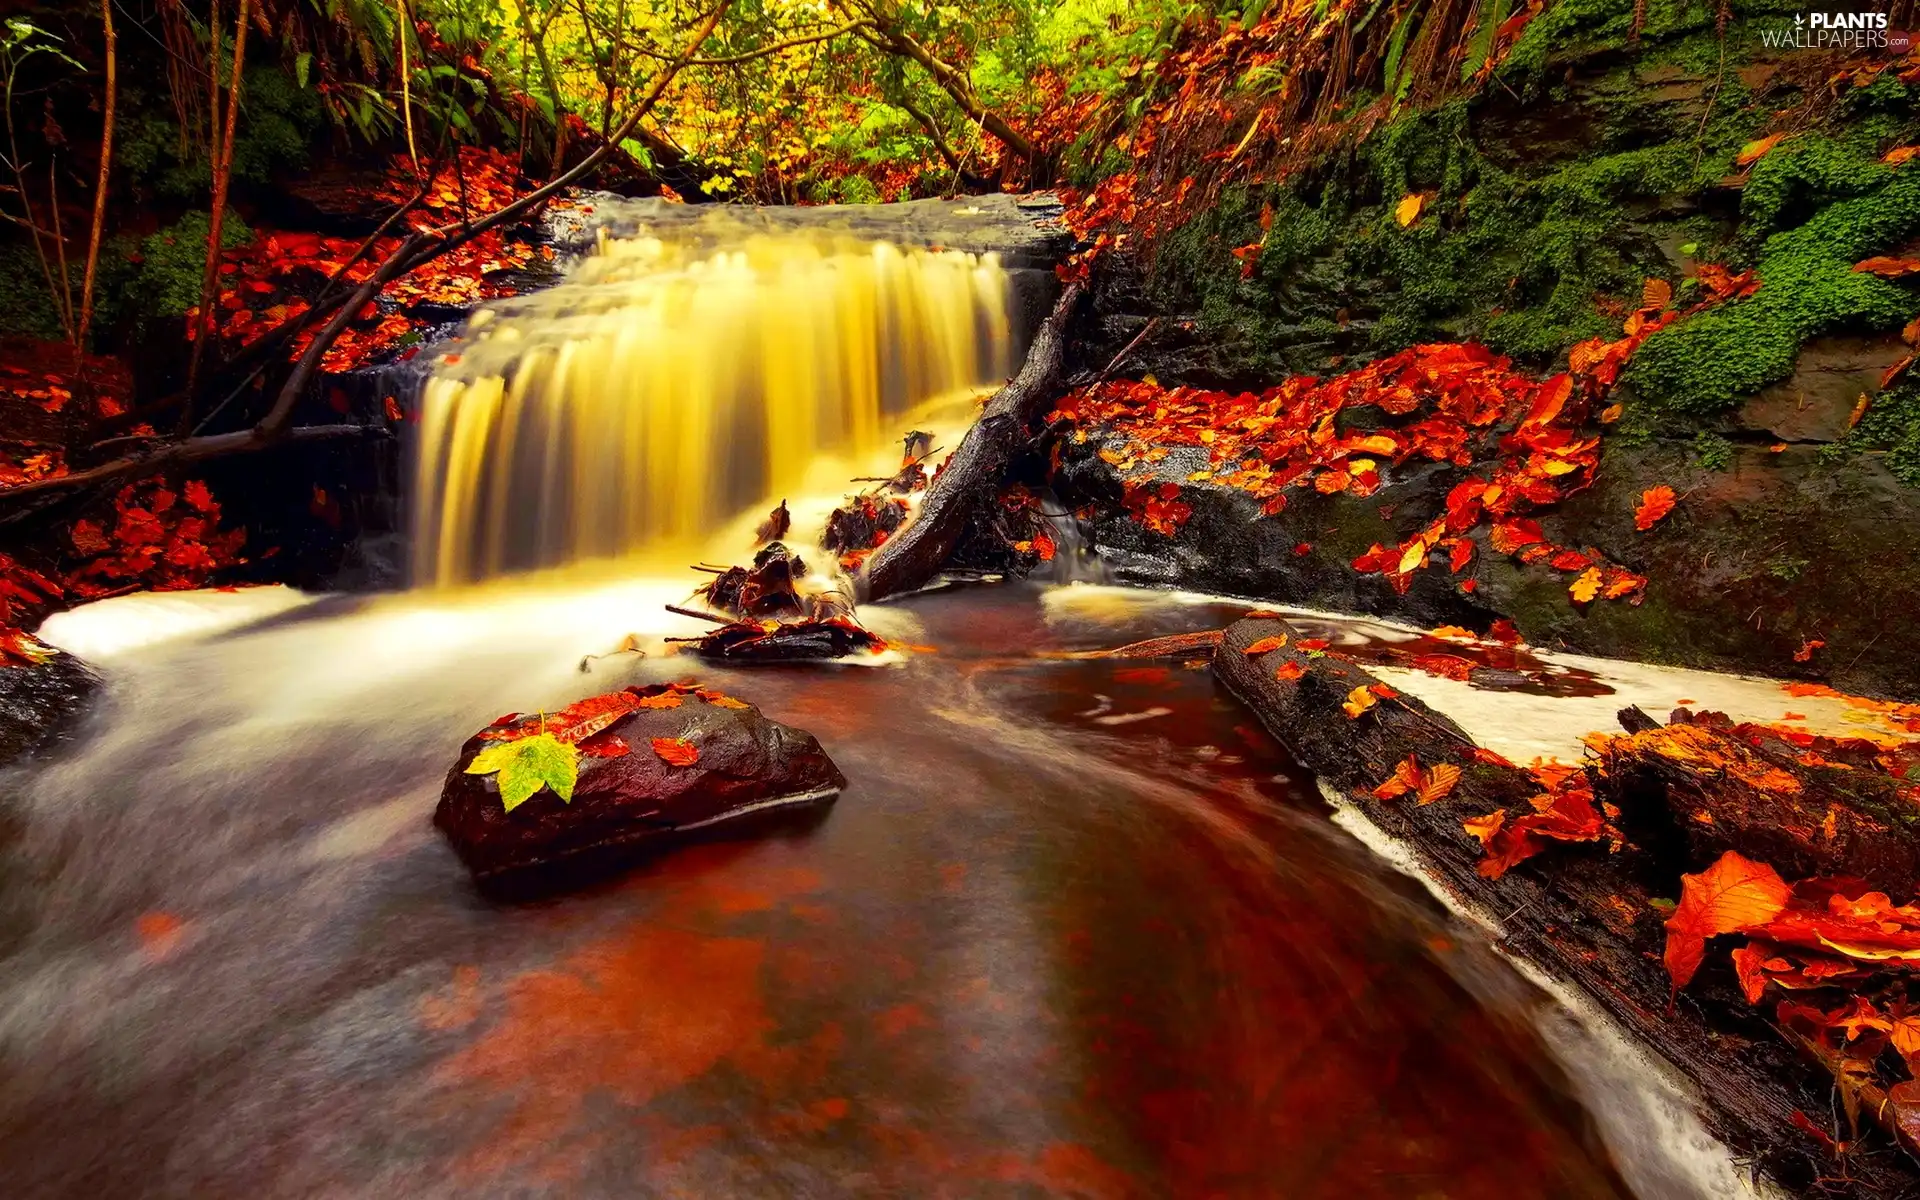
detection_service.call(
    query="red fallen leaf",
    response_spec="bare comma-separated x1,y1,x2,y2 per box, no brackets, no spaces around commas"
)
1791,1109,1844,1155
1244,634,1289,655
1522,374,1572,428
575,732,631,759
1296,638,1330,652
1274,661,1306,681
1487,619,1521,645
1476,779,1610,880
1372,755,1461,804
1490,518,1546,555
1853,256,1920,277
1663,851,1791,989
651,737,700,767
1292,542,1313,556
1793,638,1825,662
1449,539,1474,572
1409,653,1475,681
70,519,111,556
1634,485,1677,531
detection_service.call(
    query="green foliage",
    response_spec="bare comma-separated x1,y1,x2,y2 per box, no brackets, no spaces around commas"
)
1829,378,1920,488
0,245,64,339
114,67,323,202
465,731,579,812
124,210,253,320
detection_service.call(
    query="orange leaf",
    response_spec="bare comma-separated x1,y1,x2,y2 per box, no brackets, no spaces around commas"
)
1522,374,1572,428
1244,634,1289,655
1418,763,1462,805
1274,660,1306,681
1341,685,1379,719
1853,256,1920,277
1373,756,1423,800
1662,851,1790,989
1394,193,1424,228
1735,133,1782,166
1793,638,1825,662
1634,484,1676,531
1640,278,1672,311
1568,566,1603,604
1462,810,1505,847
651,737,701,767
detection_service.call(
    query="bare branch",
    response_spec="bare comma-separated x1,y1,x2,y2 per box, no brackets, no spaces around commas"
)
631,19,871,66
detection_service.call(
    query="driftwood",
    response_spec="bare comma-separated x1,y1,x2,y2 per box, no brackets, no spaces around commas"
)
1211,616,1920,1199
856,281,1082,602
1593,713,1920,895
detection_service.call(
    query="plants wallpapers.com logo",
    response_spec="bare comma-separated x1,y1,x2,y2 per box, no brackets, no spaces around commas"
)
1757,10,1912,52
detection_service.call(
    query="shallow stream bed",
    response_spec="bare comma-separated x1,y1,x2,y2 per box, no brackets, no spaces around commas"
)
0,579,1808,1197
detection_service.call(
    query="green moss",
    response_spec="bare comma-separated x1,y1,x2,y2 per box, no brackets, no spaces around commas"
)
125,210,253,320
1625,167,1920,415
1691,430,1734,471
1827,377,1920,487
114,66,321,202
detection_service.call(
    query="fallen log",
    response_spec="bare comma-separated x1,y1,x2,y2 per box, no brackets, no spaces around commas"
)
856,282,1082,603
1592,714,1920,895
1211,615,1920,1198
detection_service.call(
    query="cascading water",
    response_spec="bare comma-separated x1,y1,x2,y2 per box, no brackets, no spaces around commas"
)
410,230,1015,586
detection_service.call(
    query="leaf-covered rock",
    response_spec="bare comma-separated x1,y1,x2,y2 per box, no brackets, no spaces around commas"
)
434,682,845,893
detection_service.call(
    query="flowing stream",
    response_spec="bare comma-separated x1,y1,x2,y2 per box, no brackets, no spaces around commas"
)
0,222,1817,1198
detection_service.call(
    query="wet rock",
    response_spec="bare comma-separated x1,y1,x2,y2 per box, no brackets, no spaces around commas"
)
0,652,101,768
1732,334,1898,443
1053,429,1495,632
434,687,845,892
1053,346,1920,699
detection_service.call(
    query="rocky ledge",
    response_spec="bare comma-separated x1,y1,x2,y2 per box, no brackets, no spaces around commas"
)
1052,331,1920,700
0,651,100,769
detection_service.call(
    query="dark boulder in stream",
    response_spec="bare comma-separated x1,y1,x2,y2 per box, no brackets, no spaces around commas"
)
0,651,100,768
435,684,846,894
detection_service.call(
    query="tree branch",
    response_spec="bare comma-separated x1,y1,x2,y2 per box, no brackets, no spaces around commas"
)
630,19,870,66
843,5,1034,160
0,425,385,505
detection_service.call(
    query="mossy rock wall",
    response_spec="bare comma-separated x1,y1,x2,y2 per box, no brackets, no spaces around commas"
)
1069,4,1920,697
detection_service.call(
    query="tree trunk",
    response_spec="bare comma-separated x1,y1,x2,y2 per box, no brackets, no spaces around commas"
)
856,282,1081,603
184,0,252,403
78,0,116,349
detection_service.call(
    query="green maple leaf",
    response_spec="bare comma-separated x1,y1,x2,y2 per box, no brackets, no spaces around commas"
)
465,731,578,813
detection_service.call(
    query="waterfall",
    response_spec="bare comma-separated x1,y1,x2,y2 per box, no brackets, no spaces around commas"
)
410,229,1014,586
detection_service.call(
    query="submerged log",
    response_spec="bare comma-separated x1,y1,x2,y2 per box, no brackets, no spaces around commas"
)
1211,616,1920,1198
856,282,1083,603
